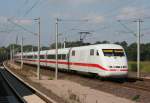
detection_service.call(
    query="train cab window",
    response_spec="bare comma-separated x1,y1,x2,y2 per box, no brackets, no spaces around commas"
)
114,49,125,56
102,49,125,57
90,49,94,56
102,49,114,56
72,50,75,56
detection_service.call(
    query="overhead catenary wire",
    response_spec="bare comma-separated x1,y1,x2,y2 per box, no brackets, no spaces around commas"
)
2,0,41,43
16,0,29,17
117,20,136,36
56,0,142,44
7,18,35,35
23,0,41,17
1,0,150,48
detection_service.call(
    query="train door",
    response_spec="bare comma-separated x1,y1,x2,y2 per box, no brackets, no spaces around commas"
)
67,48,72,70
81,48,89,72
45,51,48,67
67,48,71,70
89,49,95,63
88,48,95,73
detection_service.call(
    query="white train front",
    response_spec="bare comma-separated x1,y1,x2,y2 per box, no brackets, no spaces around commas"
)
15,44,128,78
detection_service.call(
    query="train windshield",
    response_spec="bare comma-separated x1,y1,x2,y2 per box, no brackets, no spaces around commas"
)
102,49,125,57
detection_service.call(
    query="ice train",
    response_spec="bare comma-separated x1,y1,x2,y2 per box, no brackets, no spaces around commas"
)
15,44,128,77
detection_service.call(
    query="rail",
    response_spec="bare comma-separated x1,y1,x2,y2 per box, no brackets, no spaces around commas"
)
3,62,57,103
0,68,26,103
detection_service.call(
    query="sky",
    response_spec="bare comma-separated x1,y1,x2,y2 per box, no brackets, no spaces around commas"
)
0,0,150,47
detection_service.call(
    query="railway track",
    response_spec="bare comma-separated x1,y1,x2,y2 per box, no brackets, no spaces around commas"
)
90,77,150,94
120,78,150,93
58,68,150,93
1,65,55,103
82,75,150,93
78,75,150,94
24,63,150,91
0,67,24,103
13,62,150,94
122,83,150,92
5,62,150,103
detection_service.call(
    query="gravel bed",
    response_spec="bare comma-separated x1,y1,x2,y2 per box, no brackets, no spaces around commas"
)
5,62,66,103
6,61,150,103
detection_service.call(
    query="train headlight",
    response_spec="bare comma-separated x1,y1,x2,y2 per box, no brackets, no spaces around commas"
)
123,66,127,68
109,66,113,68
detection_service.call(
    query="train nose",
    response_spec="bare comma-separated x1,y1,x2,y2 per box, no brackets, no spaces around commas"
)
105,57,128,70
108,65,127,69
108,65,128,71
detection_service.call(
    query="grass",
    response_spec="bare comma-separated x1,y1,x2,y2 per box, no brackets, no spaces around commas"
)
68,89,80,103
48,76,54,80
132,94,140,101
128,61,150,73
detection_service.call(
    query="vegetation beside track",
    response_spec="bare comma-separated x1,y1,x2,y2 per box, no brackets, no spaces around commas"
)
128,61,150,73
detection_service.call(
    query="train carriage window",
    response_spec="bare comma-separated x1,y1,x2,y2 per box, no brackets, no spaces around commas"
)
34,55,37,59
57,54,66,60
90,49,94,56
40,55,45,59
47,55,50,59
62,54,66,60
72,50,75,56
52,55,54,59
58,54,61,59
30,55,33,58
47,55,55,59
27,55,33,59
67,54,69,59
24,55,27,58
97,50,99,56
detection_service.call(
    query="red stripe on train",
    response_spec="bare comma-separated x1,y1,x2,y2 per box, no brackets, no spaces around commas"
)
22,59,128,72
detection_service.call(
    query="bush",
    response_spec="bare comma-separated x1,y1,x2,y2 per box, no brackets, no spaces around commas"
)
128,62,143,72
129,62,137,72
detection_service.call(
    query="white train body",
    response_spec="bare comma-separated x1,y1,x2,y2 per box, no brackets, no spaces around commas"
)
15,44,128,77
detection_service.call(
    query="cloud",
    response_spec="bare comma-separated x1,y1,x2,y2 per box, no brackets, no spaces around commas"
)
117,7,147,20
14,19,32,25
48,0,115,7
51,12,71,19
48,0,116,4
66,0,97,5
83,15,104,24
0,16,32,25
0,16,8,23
51,12,104,25
48,0,98,4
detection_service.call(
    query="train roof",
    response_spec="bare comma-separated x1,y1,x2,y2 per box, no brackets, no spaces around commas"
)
56,44,123,50
16,44,123,55
70,44,122,49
